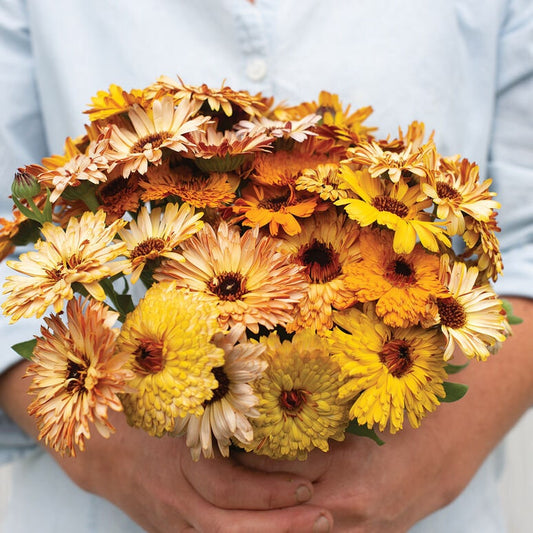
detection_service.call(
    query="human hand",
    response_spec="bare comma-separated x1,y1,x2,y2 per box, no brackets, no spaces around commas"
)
0,361,332,533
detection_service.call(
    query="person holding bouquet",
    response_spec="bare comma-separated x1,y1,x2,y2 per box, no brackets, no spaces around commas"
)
0,1,532,532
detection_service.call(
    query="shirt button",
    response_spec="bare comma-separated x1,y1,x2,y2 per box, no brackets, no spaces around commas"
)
246,58,268,81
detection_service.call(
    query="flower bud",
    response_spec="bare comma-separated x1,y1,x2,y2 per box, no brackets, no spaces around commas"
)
12,171,41,200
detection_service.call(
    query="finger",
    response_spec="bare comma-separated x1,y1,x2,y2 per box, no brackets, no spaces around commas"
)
180,452,315,510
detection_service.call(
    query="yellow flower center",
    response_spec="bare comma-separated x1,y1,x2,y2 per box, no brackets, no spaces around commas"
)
279,388,309,417
380,339,413,377
134,339,165,374
207,271,247,301
297,239,341,283
385,258,416,286
437,296,467,329
372,195,409,217
436,182,462,202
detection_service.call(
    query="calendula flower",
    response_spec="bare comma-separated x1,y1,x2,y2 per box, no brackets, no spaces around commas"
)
140,161,236,208
422,158,500,235
106,96,209,177
461,212,503,281
295,163,348,202
344,229,448,328
236,114,320,143
26,298,132,456
96,172,143,222
336,165,450,253
232,183,319,236
118,282,225,436
155,221,306,333
84,84,147,122
0,209,28,260
186,125,273,172
330,306,447,433
242,330,348,460
147,76,267,119
280,210,361,333
118,202,204,284
174,325,267,460
2,211,127,322
347,138,433,184
437,260,507,360
38,132,111,203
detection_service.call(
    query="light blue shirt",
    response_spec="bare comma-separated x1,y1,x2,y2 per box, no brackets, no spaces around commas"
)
0,0,531,531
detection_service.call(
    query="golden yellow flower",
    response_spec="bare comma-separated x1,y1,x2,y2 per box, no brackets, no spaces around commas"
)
336,165,450,253
232,183,319,236
26,298,132,456
280,210,361,333
422,158,500,235
344,229,448,328
330,306,448,433
84,84,146,122
295,162,348,202
118,202,204,284
243,330,349,460
117,282,225,436
106,96,209,177
437,260,508,360
2,211,127,322
155,222,306,333
174,325,267,460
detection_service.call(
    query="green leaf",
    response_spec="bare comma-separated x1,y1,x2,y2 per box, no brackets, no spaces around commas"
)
438,381,468,403
346,420,385,445
12,339,37,360
501,298,523,325
444,361,469,375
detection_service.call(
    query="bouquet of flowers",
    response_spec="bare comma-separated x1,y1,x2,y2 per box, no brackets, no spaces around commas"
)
1,76,514,460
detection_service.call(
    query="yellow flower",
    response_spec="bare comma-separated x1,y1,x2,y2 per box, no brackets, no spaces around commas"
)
84,84,146,122
243,330,349,460
336,165,450,253
330,306,448,433
295,162,348,202
344,229,448,328
106,96,209,177
118,202,204,284
117,282,225,436
155,222,306,333
174,325,267,460
437,260,508,360
280,210,361,333
2,211,127,322
26,298,132,456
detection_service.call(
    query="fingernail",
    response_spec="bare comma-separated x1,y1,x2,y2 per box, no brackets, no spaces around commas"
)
295,483,312,503
313,513,331,533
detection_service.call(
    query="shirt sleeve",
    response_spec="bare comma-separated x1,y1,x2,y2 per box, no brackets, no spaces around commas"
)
490,0,533,298
0,0,48,375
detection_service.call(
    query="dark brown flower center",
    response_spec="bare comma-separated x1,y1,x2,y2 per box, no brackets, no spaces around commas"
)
130,237,166,260
436,182,462,202
372,195,410,218
134,340,164,374
279,388,309,416
297,239,342,283
257,191,291,211
437,296,467,329
131,132,171,154
385,257,416,286
207,272,246,301
65,360,88,393
204,366,230,406
46,266,65,281
380,339,413,377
